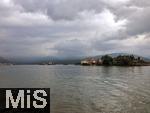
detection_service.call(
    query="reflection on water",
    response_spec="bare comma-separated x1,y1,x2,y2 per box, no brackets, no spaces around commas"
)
0,65,150,113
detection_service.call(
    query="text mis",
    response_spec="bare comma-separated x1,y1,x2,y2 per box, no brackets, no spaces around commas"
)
6,90,48,108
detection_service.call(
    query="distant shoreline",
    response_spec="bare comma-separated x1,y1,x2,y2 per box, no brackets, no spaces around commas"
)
0,64,150,67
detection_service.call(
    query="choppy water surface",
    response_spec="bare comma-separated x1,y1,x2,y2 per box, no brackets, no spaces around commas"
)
0,65,150,113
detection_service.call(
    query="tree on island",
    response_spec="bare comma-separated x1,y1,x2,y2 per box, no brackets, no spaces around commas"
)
100,55,146,66
114,55,134,66
114,55,145,66
101,55,113,66
81,54,149,66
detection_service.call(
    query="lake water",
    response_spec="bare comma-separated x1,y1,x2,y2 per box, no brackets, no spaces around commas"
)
0,65,150,113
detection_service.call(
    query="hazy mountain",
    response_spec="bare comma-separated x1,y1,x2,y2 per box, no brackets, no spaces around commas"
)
8,56,82,65
9,56,59,65
0,56,10,63
34,57,82,65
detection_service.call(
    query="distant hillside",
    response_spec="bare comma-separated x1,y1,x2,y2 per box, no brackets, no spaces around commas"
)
0,57,10,63
10,56,82,65
53,59,81,65
36,57,82,65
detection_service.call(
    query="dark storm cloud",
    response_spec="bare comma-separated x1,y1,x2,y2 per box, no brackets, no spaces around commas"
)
0,0,150,58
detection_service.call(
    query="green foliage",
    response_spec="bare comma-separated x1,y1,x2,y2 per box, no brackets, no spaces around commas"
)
116,55,131,65
101,55,145,66
101,55,113,65
114,55,143,66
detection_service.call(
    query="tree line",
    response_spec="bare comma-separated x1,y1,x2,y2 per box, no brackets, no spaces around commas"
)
101,55,146,66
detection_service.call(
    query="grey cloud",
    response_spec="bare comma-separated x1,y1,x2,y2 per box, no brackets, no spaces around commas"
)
129,0,150,7
126,7,150,36
13,0,106,20
53,39,89,57
92,39,121,52
111,0,150,36
0,0,150,58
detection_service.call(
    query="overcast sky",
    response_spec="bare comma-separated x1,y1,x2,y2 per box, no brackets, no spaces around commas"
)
0,0,150,58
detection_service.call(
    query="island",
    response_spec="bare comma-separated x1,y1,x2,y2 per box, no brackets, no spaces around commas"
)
81,55,150,66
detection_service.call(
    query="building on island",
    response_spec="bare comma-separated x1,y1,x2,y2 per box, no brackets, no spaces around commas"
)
81,58,102,65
